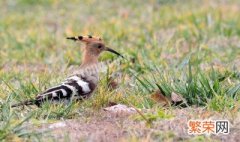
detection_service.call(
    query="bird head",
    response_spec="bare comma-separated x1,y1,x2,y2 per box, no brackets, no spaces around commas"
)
67,35,123,58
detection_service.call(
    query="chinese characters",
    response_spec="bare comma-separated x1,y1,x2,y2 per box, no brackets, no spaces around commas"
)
188,120,229,135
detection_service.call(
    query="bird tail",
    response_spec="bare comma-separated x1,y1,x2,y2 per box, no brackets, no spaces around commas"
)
11,100,36,108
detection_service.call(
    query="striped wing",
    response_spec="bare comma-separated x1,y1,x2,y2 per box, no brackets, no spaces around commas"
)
35,75,95,106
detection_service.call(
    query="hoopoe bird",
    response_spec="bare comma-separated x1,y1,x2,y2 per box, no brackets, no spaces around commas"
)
12,35,123,107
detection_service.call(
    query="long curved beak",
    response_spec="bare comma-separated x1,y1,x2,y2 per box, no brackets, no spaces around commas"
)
105,47,123,58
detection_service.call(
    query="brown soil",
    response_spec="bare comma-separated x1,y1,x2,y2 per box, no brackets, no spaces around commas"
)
37,108,240,142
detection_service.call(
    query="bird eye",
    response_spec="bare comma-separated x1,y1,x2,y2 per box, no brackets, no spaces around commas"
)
98,45,102,48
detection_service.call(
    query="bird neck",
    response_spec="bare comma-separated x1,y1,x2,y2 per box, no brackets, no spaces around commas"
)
80,50,99,69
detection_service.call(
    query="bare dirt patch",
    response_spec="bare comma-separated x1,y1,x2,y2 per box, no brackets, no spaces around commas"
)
36,107,240,142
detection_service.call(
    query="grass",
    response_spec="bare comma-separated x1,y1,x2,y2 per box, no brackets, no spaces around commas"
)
0,0,239,141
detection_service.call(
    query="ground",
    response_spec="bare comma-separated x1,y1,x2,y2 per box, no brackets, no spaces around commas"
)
0,0,240,141
11,108,240,142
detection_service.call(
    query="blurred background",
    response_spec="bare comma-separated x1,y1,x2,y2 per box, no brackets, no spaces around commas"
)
1,0,239,69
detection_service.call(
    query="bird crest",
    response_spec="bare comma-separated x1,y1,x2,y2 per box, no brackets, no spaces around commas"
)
67,35,102,43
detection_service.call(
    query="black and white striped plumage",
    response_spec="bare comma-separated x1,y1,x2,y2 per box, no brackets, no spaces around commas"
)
12,74,97,107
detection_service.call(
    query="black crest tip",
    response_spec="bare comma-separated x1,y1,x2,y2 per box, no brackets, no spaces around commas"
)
78,36,83,40
66,37,77,41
